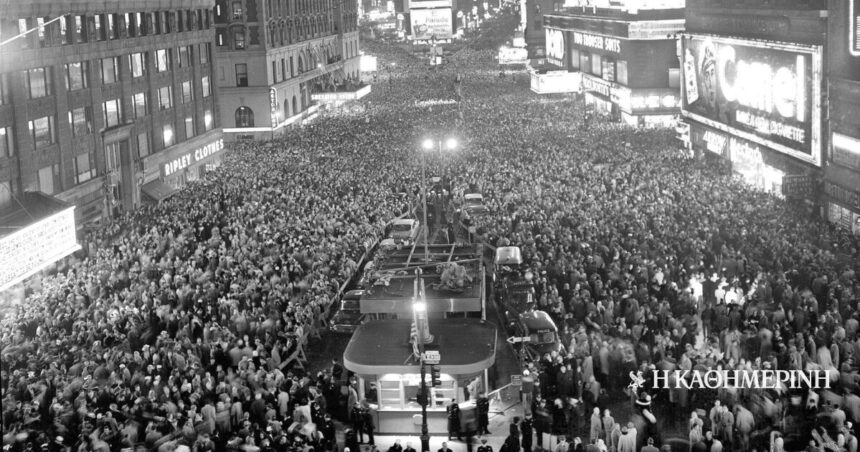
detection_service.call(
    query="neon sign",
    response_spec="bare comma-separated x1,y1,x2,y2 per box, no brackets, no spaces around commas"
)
680,34,822,166
572,31,621,54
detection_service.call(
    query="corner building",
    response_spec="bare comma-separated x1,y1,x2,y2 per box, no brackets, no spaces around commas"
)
680,0,826,200
0,0,224,226
542,2,685,126
823,0,860,235
214,0,361,141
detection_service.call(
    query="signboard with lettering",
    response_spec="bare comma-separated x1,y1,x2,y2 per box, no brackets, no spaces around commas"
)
269,88,279,129
851,0,860,56
825,182,860,210
572,31,621,54
163,139,225,177
690,123,730,158
680,34,822,166
499,46,529,65
781,175,814,198
581,73,613,97
410,8,452,40
613,86,680,114
0,207,80,292
530,71,581,94
311,85,372,101
833,132,860,171
546,28,565,67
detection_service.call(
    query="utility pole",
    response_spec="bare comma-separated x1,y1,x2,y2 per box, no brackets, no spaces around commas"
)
414,268,431,452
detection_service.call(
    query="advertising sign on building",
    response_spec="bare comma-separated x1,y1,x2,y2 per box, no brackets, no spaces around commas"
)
0,207,80,292
581,73,613,97
680,34,822,166
690,123,730,158
833,132,860,171
546,28,566,67
269,88,279,129
781,175,814,198
163,139,225,177
572,31,621,54
530,71,581,94
851,0,860,56
410,8,452,40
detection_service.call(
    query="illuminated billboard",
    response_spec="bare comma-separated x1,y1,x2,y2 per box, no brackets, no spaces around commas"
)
546,28,565,67
410,8,452,40
680,34,822,166
852,0,860,56
0,206,80,291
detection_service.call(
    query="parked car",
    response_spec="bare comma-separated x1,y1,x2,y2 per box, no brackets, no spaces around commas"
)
462,193,490,215
513,310,562,361
330,290,366,334
493,246,523,283
385,219,420,244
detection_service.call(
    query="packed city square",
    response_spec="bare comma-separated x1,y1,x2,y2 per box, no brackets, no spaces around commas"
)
2,9,860,452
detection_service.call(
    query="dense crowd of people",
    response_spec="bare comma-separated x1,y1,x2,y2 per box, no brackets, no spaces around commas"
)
2,6,860,452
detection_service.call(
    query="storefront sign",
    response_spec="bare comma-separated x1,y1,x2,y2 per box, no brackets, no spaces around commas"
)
572,31,621,54
581,73,612,97
828,202,860,234
546,28,565,67
422,350,441,364
690,124,729,157
410,7,453,40
530,71,581,94
614,86,679,113
680,34,822,166
163,138,225,177
269,88,279,129
833,132,860,171
825,182,860,210
0,207,80,292
851,0,860,56
311,85,372,101
782,175,814,197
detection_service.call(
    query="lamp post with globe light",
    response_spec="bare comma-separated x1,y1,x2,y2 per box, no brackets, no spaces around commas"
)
420,138,458,262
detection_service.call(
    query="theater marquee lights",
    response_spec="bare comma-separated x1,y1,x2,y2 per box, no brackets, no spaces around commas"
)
851,0,860,56
680,34,822,166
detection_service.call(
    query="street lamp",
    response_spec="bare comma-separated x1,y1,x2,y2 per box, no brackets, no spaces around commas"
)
419,137,458,263
413,271,431,452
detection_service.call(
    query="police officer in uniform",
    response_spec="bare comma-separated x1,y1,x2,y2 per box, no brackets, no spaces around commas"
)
448,399,462,441
477,393,491,435
477,438,494,452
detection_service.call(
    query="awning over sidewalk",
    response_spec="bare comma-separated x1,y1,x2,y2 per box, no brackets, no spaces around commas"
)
141,180,178,203
344,319,496,375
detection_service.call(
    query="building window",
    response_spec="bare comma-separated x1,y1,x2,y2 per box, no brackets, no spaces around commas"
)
217,31,225,46
27,67,52,99
158,86,173,110
178,11,185,32
164,12,173,34
65,62,89,91
74,152,95,184
154,12,162,34
75,15,87,43
204,110,214,131
101,56,120,84
69,106,93,136
60,15,71,45
136,12,145,36
130,52,146,78
235,106,254,127
179,45,192,68
105,142,120,172
580,52,591,75
281,58,287,80
162,123,174,147
29,116,55,149
103,98,122,127
0,127,14,157
94,14,106,40
591,54,601,76
235,64,248,87
272,60,278,83
232,1,243,19
108,13,119,39
0,182,11,207
37,164,59,195
181,80,193,103
617,60,628,86
155,48,171,72
132,92,147,118
570,49,580,70
200,43,210,64
234,28,246,49
602,58,615,82
202,76,211,97
137,132,150,158
185,116,195,139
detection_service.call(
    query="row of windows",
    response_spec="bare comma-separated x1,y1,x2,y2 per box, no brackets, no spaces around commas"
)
10,45,212,102
217,0,338,21
15,9,213,49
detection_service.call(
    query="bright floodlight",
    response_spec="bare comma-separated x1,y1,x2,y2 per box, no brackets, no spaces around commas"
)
413,301,427,312
445,138,458,150
422,139,435,150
